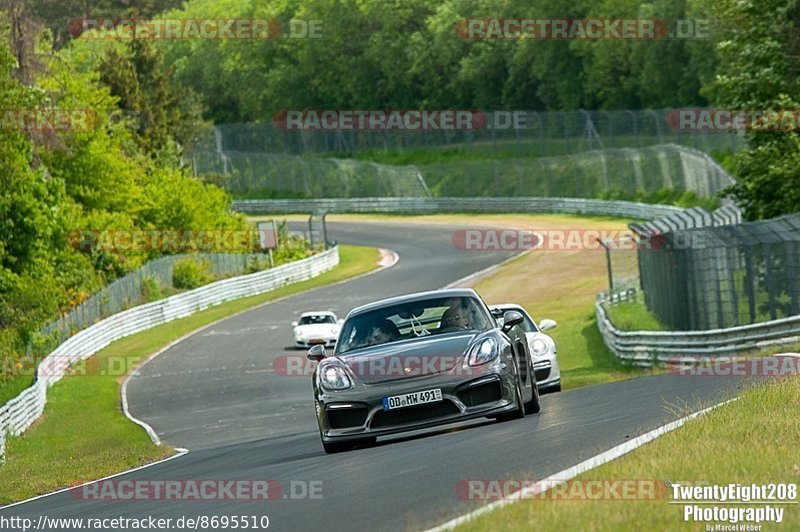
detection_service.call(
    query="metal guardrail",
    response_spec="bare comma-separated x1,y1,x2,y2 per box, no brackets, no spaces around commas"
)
0,247,339,464
233,197,685,219
595,300,800,367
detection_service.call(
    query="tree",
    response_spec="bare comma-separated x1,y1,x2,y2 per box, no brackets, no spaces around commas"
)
701,0,800,218
99,38,206,162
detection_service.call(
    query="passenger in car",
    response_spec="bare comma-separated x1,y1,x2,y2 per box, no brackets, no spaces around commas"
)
359,318,402,347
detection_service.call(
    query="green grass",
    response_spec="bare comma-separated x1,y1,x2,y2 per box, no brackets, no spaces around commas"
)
0,376,34,410
458,376,800,531
0,244,379,504
604,298,666,331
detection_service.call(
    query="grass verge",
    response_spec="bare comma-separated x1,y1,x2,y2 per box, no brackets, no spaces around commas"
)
0,244,380,504
458,376,800,531
604,298,666,331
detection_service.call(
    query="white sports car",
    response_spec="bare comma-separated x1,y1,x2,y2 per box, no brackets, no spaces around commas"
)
490,304,561,393
292,311,342,348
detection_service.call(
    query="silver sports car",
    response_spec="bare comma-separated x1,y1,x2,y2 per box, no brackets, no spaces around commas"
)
490,304,561,393
307,288,540,453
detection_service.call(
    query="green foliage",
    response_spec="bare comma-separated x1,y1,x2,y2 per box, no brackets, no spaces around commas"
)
246,255,270,273
273,222,313,264
0,10,244,376
700,0,800,219
140,276,163,302
98,39,207,162
148,0,714,123
32,0,185,48
172,256,214,290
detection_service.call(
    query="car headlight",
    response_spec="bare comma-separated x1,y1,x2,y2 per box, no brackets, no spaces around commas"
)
319,364,352,391
467,338,499,366
294,328,303,338
531,338,548,356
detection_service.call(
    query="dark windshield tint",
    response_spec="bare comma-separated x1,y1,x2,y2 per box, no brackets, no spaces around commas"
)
336,296,492,354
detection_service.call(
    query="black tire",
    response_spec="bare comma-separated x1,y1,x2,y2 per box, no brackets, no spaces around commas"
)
525,381,541,414
497,380,525,421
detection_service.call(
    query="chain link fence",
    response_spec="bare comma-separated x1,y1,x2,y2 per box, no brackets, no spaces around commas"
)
37,252,275,350
193,151,431,198
197,109,741,156
632,213,800,331
189,109,743,200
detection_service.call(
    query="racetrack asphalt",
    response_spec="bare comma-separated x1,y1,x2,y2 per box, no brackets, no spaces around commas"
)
0,221,768,531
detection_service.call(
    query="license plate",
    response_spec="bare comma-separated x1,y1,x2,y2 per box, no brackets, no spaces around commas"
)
309,339,325,345
382,388,443,411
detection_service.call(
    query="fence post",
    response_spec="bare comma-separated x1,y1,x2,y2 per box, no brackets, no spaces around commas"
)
598,238,614,294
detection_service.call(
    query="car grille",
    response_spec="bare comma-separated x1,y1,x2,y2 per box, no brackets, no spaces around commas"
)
456,379,502,407
326,404,368,429
370,400,460,429
534,360,551,382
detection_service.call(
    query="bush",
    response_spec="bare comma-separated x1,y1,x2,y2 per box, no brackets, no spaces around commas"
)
140,276,163,302
172,257,214,290
246,255,270,273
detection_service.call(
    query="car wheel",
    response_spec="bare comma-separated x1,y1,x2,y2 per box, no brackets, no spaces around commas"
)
498,379,525,421
525,380,541,414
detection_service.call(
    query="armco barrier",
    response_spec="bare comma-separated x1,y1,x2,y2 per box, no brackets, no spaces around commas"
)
596,300,800,367
232,197,684,219
0,247,339,464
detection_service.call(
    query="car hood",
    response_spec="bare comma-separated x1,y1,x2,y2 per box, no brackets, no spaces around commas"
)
340,332,476,384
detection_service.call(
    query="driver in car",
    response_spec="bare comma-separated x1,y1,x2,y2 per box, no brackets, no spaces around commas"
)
439,305,470,331
362,318,401,347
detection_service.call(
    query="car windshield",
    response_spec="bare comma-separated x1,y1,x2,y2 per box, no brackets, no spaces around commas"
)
336,296,493,354
496,308,538,333
299,315,336,325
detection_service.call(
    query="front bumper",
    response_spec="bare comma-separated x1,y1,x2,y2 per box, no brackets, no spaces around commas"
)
533,357,561,391
296,338,337,348
315,371,519,442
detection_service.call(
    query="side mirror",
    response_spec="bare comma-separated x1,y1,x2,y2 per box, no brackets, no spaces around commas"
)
307,344,326,361
501,310,524,332
291,321,298,327
538,319,557,332
337,319,344,327
490,308,504,318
